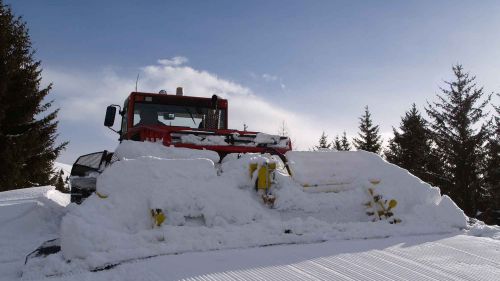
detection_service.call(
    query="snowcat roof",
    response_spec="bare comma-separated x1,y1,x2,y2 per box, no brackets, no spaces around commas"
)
128,91,228,109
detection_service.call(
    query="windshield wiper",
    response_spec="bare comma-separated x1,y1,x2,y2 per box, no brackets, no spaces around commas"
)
184,107,196,126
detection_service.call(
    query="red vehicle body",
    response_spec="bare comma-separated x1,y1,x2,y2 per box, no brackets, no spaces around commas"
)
108,89,292,159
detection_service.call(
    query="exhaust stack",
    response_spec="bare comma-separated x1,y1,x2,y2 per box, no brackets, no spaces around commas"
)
176,87,183,96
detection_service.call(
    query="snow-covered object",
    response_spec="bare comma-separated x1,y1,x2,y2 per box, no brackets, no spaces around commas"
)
114,140,220,163
254,133,280,144
57,145,469,271
180,134,229,146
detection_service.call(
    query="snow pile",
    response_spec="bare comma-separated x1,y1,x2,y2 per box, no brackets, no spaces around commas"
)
285,150,466,228
46,189,71,206
0,186,68,280
0,185,54,203
48,143,471,274
114,140,220,163
58,155,294,271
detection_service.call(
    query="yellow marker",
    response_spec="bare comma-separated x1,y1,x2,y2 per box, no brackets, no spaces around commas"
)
95,191,108,199
249,163,258,177
388,199,398,209
151,209,166,227
249,162,276,191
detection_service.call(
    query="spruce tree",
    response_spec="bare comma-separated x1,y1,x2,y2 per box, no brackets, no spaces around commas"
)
384,104,442,186
333,132,351,151
426,65,491,216
333,135,342,151
0,2,67,191
314,132,331,150
340,131,351,151
484,96,499,217
353,106,382,153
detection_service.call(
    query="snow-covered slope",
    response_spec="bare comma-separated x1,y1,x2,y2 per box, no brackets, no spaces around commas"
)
2,142,499,280
25,234,500,281
0,186,69,281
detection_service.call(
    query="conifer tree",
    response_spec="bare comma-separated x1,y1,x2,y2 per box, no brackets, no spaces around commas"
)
484,96,499,216
426,65,491,216
314,132,331,150
333,132,351,151
54,169,66,193
340,131,351,151
0,1,67,191
333,135,342,151
353,106,382,153
384,104,442,186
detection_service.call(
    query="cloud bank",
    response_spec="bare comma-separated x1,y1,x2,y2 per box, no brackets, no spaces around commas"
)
45,58,330,161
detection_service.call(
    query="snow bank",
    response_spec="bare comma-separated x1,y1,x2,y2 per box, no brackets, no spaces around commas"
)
115,140,220,163
59,156,273,268
51,145,470,274
0,186,68,280
0,185,54,203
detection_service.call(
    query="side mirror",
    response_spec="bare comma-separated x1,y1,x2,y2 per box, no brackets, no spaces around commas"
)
104,106,116,127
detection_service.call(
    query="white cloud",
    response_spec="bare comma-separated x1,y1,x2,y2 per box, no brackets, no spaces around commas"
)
262,73,278,81
157,56,188,66
44,57,331,160
261,73,286,90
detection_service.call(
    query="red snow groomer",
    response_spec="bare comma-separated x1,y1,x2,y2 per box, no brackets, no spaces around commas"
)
70,88,292,203
106,87,291,157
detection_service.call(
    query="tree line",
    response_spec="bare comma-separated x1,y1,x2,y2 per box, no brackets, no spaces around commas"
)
313,65,499,223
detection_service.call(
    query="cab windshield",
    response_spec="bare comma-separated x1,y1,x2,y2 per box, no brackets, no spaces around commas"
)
133,102,227,129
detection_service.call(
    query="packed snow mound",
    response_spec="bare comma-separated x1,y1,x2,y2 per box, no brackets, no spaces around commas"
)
286,150,466,227
60,156,271,266
114,140,220,163
0,186,68,280
52,145,469,273
0,186,54,203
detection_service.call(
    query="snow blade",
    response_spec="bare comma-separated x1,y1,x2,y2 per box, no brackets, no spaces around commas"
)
24,238,61,265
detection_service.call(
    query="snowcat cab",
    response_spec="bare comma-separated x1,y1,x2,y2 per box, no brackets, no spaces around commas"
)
70,88,292,203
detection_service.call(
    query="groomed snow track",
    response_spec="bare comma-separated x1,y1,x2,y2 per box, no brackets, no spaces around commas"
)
35,234,500,281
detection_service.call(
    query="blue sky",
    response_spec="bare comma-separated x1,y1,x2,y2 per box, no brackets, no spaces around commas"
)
8,0,500,163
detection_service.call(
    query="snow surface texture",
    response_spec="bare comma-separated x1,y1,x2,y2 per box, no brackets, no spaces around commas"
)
5,188,498,281
23,234,500,281
0,187,69,281
21,141,497,277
